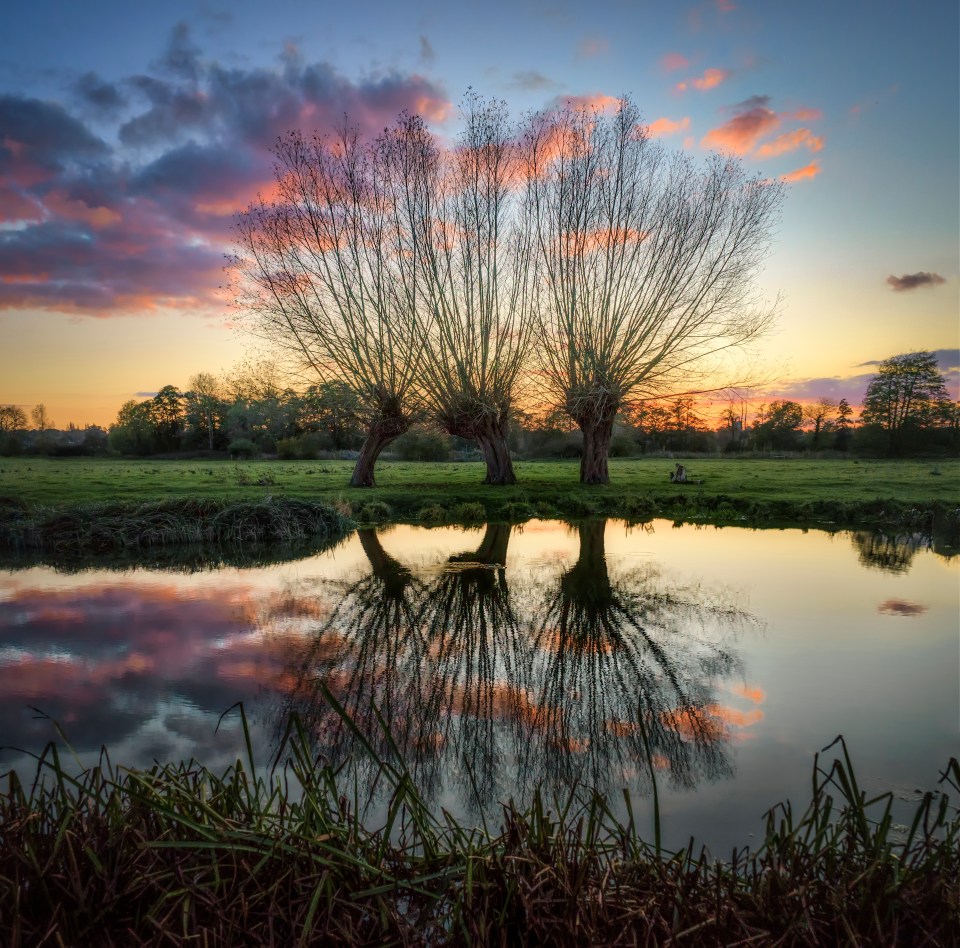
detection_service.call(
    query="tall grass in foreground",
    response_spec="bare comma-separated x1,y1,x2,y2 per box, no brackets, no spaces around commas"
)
2,708,958,946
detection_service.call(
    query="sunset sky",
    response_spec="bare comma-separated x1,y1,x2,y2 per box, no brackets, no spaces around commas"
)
1,0,957,427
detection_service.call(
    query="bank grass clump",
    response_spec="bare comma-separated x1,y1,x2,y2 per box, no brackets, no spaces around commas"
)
451,501,486,523
0,495,352,558
355,500,392,524
417,503,448,524
2,703,958,947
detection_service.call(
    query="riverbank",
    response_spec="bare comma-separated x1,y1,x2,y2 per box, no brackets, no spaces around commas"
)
1,457,958,534
2,721,957,946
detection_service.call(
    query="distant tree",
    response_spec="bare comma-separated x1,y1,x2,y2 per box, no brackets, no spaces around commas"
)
0,405,27,432
185,372,224,451
805,398,836,448
294,382,364,450
31,403,53,432
860,351,950,454
149,386,185,452
752,399,803,450
0,405,27,456
718,402,747,452
109,400,157,455
833,397,854,451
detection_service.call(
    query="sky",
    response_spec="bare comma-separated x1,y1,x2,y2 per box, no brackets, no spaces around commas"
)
1,0,957,427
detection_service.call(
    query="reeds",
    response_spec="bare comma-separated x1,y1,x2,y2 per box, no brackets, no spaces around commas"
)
2,709,957,947
0,496,352,558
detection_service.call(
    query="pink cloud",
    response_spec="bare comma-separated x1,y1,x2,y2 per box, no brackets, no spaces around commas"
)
716,0,736,11
0,28,452,318
790,107,823,122
701,97,780,154
781,160,821,183
0,186,42,223
676,67,732,93
647,116,691,137
578,36,610,58
755,128,824,158
660,52,691,72
555,93,621,113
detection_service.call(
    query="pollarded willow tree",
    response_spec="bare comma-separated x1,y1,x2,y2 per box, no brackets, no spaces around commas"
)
403,95,538,485
233,122,424,487
524,98,784,483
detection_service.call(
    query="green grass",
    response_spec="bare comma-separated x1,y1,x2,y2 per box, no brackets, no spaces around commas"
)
2,708,957,946
1,457,958,526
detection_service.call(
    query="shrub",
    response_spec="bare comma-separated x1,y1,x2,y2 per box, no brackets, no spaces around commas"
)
356,501,392,523
452,501,486,522
228,438,259,460
393,430,453,462
501,501,535,521
417,504,447,524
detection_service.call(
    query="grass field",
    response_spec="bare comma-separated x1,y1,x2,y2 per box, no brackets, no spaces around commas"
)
1,456,957,525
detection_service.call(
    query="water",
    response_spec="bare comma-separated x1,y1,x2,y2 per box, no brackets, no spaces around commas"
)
1,519,956,853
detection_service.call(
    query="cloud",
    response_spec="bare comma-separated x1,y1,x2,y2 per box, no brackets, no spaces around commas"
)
510,70,558,91
781,160,821,183
73,72,128,116
577,36,610,58
701,95,779,154
878,599,928,616
419,35,436,64
660,52,690,72
676,67,731,93
761,373,875,405
761,350,960,405
552,93,620,113
755,128,824,158
647,116,691,137
886,272,946,292
789,107,823,122
716,0,735,11
0,25,451,317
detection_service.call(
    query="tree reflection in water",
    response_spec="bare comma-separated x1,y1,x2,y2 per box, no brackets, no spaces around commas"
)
277,520,758,817
524,520,748,796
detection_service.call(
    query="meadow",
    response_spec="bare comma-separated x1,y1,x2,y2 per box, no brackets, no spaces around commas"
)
1,456,958,525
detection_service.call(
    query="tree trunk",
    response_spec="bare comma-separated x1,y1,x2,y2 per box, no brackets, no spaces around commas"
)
578,411,616,485
442,408,517,485
357,528,410,597
476,427,517,485
350,414,409,487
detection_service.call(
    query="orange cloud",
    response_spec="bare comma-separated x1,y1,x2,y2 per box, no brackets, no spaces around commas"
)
676,67,731,93
661,52,690,72
755,128,824,158
729,684,765,703
701,99,780,154
781,160,821,183
43,191,122,229
648,116,691,137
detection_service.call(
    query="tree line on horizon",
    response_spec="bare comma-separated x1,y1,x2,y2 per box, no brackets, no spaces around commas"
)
1,351,956,461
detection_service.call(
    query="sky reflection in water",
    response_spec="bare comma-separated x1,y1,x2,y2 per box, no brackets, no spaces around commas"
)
1,520,956,852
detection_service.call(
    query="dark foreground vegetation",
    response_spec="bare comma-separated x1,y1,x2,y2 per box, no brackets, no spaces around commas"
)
2,714,957,947
0,495,351,561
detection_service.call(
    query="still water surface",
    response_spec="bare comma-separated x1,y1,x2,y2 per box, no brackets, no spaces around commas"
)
1,520,956,852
